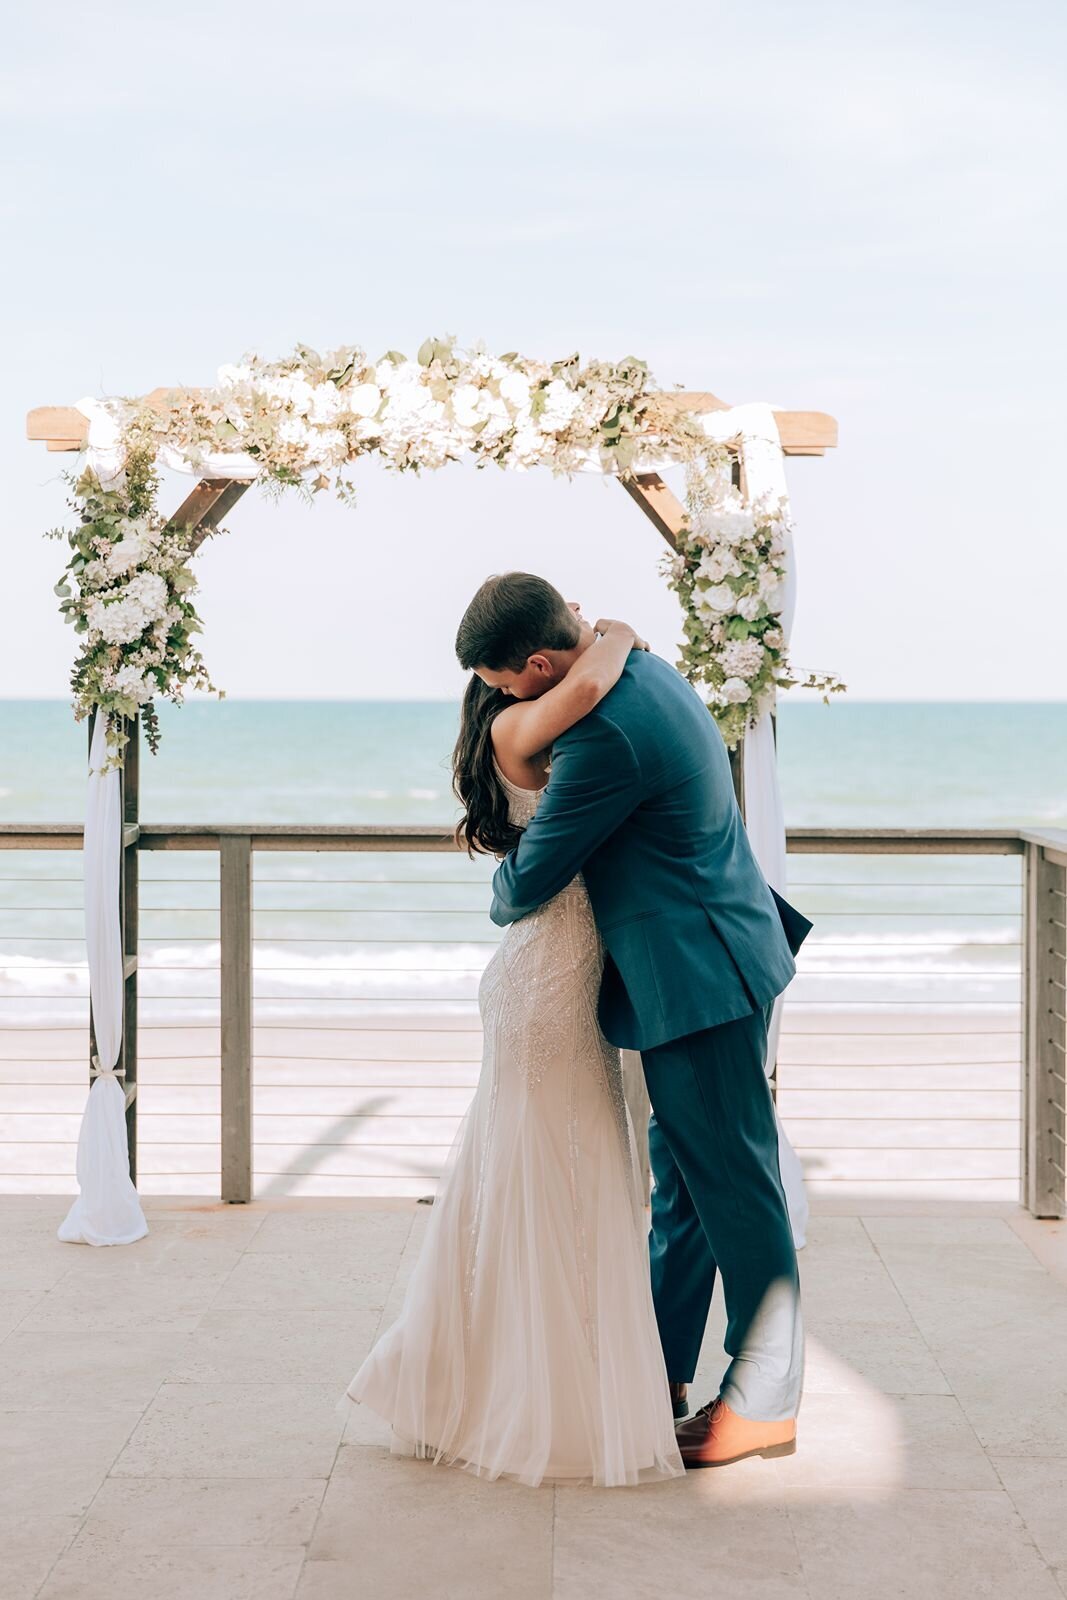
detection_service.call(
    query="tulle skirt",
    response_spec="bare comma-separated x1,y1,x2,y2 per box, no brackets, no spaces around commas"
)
338,890,684,1488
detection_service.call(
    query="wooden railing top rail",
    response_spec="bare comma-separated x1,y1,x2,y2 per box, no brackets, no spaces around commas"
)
1,823,1054,855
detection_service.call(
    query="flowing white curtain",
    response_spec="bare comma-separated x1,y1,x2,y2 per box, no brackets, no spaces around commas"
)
711,405,809,1248
57,711,147,1246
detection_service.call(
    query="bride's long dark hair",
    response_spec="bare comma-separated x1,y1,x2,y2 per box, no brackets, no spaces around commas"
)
452,675,523,858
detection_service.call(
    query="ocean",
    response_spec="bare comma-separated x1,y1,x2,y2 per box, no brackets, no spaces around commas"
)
1,698,1064,829
2,698,1060,1195
0,698,1061,1027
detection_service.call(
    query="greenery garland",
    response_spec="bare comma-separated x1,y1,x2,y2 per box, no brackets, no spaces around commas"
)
45,337,841,769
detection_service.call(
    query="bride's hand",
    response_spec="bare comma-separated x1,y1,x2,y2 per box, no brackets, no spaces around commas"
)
594,618,650,652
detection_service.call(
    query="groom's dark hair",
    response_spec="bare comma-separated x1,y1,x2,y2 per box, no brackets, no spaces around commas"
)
455,572,581,671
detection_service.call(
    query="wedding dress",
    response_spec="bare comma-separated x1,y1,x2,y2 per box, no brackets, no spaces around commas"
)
340,768,684,1487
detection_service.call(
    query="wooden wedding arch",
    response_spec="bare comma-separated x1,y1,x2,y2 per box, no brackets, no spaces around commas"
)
26,387,837,1185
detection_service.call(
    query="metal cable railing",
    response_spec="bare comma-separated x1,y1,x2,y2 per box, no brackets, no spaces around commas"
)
0,827,1062,1211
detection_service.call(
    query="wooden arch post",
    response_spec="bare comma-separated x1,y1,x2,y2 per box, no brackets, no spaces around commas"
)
28,388,837,1189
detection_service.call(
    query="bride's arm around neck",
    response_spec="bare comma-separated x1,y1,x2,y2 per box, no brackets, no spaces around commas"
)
492,622,642,786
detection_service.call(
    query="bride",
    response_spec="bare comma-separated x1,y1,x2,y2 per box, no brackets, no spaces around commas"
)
339,609,683,1487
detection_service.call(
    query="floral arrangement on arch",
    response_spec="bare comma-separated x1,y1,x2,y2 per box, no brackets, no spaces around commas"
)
46,336,842,768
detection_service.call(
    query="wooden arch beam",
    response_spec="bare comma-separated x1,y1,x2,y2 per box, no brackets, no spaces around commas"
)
26,386,836,553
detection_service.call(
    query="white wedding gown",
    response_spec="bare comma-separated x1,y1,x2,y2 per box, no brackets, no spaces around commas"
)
340,769,683,1487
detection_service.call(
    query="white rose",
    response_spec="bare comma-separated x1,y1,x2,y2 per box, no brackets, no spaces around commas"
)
702,583,737,614
499,370,532,412
450,383,483,428
737,593,763,621
721,677,751,704
348,383,382,419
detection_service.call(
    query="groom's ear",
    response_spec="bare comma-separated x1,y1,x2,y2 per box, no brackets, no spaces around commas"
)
526,653,553,677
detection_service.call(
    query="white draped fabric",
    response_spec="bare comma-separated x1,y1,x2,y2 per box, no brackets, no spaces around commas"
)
57,711,147,1246
720,406,809,1249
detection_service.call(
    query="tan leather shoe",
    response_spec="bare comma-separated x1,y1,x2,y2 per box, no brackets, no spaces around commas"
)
676,1395,797,1468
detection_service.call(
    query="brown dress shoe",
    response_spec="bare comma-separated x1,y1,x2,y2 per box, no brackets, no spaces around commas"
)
676,1396,797,1469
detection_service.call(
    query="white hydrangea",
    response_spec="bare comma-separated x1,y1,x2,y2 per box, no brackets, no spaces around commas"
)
307,428,348,466
217,363,254,388
538,378,581,434
696,546,742,584
721,639,765,679
260,374,315,414
105,534,151,577
695,501,756,548
277,416,313,450
508,422,551,469
110,664,156,704
307,384,346,425
87,570,169,644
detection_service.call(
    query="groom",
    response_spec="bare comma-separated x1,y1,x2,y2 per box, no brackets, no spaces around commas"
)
457,572,811,1469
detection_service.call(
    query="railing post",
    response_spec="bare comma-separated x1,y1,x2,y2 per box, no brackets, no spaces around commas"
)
1022,841,1067,1218
220,834,252,1203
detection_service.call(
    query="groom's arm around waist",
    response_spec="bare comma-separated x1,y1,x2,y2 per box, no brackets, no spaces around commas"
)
489,715,641,927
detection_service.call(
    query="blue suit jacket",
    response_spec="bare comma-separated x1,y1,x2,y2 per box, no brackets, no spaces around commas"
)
490,649,811,1053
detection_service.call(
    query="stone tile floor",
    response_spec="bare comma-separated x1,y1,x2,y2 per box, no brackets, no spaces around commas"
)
2,1194,1065,1600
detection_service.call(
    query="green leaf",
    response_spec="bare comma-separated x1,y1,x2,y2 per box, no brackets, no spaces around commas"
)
53,581,71,597
417,339,436,367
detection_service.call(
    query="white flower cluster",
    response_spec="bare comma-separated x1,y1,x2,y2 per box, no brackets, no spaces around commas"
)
663,488,803,743
59,336,833,769
183,339,672,486
85,570,170,645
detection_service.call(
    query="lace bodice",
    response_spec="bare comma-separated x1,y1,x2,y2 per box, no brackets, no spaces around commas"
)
494,762,545,829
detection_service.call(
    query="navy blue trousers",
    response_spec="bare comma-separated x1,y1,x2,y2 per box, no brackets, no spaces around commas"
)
643,1006,804,1421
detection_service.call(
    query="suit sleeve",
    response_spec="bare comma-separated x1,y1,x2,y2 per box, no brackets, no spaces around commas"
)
490,716,641,926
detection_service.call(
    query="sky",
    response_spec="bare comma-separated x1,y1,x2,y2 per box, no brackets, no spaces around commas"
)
2,0,1064,703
